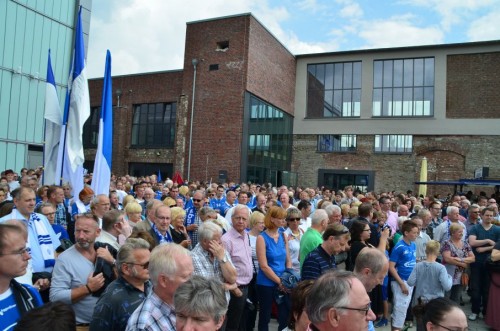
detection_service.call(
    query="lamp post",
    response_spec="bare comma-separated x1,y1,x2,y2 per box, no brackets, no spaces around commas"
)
187,58,198,181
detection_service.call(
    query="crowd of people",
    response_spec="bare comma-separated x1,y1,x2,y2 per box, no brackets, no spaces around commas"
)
2,167,499,331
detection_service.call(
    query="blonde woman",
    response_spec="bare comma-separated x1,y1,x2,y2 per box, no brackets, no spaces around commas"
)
124,201,143,227
170,207,191,248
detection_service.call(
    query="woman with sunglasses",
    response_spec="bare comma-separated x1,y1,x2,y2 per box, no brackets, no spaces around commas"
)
284,208,304,276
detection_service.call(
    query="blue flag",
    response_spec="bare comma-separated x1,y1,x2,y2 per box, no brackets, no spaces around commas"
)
91,50,113,195
43,50,62,185
56,6,90,196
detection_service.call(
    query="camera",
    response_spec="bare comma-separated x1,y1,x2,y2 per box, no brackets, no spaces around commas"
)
381,224,392,236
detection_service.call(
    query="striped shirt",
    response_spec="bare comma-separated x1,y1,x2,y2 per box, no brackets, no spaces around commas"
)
301,245,336,280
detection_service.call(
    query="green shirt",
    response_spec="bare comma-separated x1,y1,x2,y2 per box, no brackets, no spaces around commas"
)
300,227,323,266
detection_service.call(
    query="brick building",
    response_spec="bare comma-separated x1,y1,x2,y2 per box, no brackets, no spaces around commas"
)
87,13,500,195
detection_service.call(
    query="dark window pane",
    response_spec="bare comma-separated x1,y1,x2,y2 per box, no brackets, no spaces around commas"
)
393,60,403,87
383,60,393,87
414,58,424,86
424,58,434,86
343,62,352,89
403,59,413,87
353,62,362,89
131,102,177,148
325,63,334,90
373,61,383,88
334,63,343,88
316,64,325,87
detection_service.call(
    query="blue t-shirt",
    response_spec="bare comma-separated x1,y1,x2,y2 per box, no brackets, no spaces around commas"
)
256,232,286,287
0,285,43,330
469,224,500,263
209,197,226,214
390,239,416,281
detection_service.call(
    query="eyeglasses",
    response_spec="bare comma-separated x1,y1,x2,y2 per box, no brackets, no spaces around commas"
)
338,302,371,316
127,261,149,269
0,246,31,257
434,323,468,331
287,218,301,222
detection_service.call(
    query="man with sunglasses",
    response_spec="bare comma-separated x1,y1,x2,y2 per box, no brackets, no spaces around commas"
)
0,223,43,330
90,238,152,331
185,190,206,247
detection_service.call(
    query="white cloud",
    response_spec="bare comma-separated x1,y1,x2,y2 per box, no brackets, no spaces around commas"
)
401,0,497,30
87,0,257,77
467,9,500,41
339,2,363,19
358,15,444,48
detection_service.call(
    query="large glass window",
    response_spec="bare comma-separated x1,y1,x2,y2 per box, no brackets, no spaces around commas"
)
307,62,361,118
374,135,413,153
373,58,434,116
131,103,176,148
245,94,293,184
317,135,357,152
83,107,100,148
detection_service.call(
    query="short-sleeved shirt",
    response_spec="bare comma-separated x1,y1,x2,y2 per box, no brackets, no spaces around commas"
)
469,224,500,263
301,245,336,280
191,243,233,302
390,239,416,281
299,228,323,266
221,228,253,286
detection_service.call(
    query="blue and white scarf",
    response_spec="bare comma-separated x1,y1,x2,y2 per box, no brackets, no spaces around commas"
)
151,223,172,244
7,209,55,268
30,213,56,268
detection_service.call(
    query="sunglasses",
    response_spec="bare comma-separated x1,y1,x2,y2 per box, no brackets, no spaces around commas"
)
287,218,301,222
193,199,203,202
127,261,149,269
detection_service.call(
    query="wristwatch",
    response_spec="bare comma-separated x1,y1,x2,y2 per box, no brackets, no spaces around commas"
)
220,255,228,263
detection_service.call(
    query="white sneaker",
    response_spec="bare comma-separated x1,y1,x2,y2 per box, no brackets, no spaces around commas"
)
469,313,477,321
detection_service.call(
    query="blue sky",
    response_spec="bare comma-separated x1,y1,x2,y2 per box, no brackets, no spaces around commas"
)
87,0,500,78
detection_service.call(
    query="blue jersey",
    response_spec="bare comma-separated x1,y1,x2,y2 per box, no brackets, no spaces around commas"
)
210,197,226,214
0,285,42,330
390,239,416,281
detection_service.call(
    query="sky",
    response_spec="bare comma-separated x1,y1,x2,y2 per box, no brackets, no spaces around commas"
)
86,0,500,78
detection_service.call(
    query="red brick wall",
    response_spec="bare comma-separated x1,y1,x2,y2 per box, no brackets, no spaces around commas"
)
447,52,500,118
87,71,183,176
182,15,250,183
246,16,296,116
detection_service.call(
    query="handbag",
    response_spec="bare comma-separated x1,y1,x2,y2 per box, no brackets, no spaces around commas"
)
461,272,469,287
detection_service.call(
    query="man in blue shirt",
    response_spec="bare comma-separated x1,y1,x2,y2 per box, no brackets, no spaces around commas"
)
0,223,43,330
301,224,349,280
389,220,418,331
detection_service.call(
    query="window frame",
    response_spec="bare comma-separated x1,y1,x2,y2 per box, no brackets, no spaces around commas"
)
131,102,176,148
306,61,362,118
372,57,435,117
317,134,357,152
374,134,413,153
